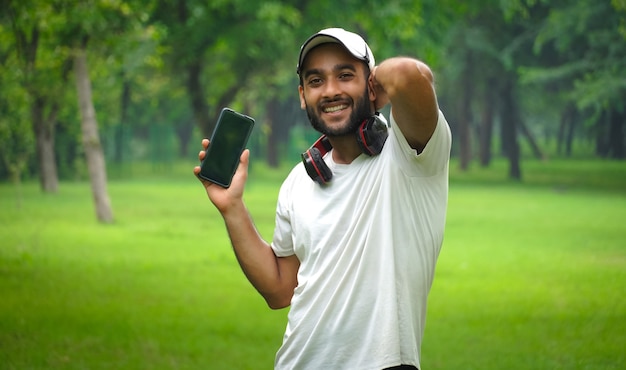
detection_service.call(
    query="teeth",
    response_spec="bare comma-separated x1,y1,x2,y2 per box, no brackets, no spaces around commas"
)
324,105,347,113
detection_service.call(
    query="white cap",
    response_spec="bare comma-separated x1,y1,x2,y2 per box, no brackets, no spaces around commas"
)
297,28,375,75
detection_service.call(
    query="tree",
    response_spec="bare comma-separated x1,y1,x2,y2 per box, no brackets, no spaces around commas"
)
73,42,113,222
49,0,150,222
3,0,74,192
149,0,302,150
430,0,530,177
520,0,626,158
0,40,32,206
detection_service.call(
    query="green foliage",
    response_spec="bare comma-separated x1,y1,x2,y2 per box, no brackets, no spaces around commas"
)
521,1,626,110
0,21,32,181
0,76,32,181
1,0,624,183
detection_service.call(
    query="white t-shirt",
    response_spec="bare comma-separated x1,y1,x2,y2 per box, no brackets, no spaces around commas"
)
271,110,451,370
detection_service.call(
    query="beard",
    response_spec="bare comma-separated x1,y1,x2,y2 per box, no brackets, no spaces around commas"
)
305,87,372,137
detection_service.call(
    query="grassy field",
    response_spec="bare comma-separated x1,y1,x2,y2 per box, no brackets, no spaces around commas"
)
1,158,625,369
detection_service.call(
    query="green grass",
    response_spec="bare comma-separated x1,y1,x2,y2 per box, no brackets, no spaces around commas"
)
1,158,625,369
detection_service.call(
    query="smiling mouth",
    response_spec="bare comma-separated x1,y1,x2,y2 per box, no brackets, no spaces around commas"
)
323,104,348,113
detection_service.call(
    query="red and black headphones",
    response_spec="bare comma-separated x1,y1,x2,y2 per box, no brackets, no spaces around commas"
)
301,113,388,185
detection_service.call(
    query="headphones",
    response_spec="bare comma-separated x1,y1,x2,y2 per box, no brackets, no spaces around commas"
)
301,113,389,185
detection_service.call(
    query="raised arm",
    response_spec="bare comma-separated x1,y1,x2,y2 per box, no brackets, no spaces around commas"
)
370,57,439,152
194,141,299,309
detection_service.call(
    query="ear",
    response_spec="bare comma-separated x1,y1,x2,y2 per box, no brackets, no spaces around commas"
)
298,85,306,109
369,67,389,111
367,73,377,103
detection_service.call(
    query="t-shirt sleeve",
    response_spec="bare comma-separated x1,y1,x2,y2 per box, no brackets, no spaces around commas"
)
270,167,297,257
389,109,452,177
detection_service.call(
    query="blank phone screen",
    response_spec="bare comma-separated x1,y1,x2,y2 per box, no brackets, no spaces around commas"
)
199,109,255,187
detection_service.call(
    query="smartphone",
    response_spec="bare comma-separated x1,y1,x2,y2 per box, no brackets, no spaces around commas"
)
198,108,255,188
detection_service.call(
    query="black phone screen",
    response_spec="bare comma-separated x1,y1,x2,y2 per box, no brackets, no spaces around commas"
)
198,108,255,188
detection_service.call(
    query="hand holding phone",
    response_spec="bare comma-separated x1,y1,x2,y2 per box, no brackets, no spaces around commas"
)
198,108,255,188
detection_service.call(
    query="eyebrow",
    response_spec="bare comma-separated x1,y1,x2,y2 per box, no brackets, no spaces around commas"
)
303,63,358,80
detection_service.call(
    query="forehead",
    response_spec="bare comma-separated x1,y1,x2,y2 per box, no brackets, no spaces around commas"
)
300,43,364,74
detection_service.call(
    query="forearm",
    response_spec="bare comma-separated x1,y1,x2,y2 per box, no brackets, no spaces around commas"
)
222,201,297,309
373,57,439,150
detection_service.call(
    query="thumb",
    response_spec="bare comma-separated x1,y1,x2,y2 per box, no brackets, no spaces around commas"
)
240,149,250,167
236,149,251,180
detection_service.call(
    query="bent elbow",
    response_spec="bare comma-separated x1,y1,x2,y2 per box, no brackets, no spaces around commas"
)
262,288,294,310
266,296,291,310
414,60,434,84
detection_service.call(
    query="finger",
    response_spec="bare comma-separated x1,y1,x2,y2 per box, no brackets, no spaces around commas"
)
198,150,206,161
240,149,250,169
202,138,209,149
193,166,206,183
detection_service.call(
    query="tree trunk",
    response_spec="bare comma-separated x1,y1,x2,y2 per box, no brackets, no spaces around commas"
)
557,119,565,155
458,51,473,171
32,96,59,193
187,60,212,138
607,108,625,159
500,80,521,180
115,75,131,164
478,79,495,167
519,120,544,160
74,46,114,223
9,18,59,192
175,120,195,158
565,112,577,157
266,98,280,168
557,104,574,156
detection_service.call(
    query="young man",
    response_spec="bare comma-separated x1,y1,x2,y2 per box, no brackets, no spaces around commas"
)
194,28,451,370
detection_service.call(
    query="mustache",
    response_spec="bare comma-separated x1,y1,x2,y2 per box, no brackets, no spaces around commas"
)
319,97,352,106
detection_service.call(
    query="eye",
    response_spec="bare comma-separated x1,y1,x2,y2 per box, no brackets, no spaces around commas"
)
307,77,323,87
339,72,355,80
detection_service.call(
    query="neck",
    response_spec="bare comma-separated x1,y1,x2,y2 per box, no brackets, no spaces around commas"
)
328,135,362,164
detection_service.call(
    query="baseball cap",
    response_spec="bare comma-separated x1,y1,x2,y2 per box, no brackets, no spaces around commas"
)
297,28,375,75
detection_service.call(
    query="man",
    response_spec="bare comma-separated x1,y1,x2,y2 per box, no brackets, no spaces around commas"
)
194,28,451,370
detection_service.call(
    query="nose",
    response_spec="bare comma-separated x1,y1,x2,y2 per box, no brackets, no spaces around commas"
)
322,78,342,99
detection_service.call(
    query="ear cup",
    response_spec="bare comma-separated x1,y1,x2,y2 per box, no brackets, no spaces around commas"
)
356,114,389,156
301,136,333,185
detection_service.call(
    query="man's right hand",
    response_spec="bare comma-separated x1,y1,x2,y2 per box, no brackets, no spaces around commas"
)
193,138,250,214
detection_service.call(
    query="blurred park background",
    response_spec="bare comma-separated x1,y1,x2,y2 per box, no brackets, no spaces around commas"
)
1,0,625,369
1,0,625,195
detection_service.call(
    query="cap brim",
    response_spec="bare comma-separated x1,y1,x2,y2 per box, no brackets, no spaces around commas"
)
297,28,374,75
298,35,342,74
